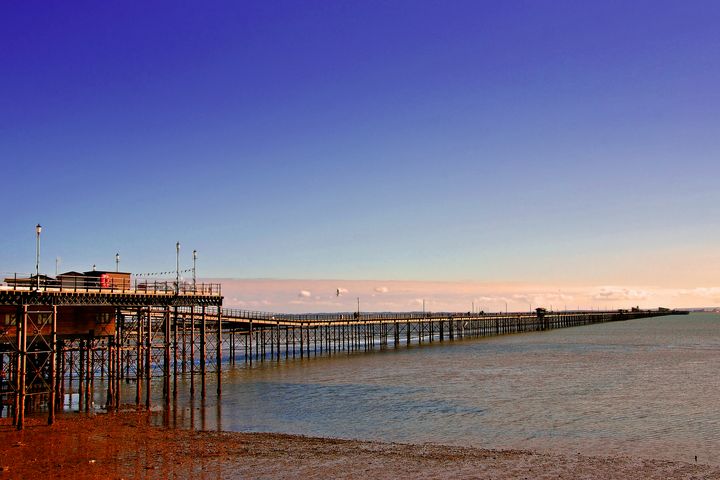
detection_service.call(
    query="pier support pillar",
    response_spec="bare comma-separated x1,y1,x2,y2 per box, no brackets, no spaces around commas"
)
248,319,253,365
15,306,27,430
136,309,143,405
145,309,152,409
48,305,57,424
217,307,222,396
173,307,178,398
190,307,195,395
201,306,206,399
163,306,170,403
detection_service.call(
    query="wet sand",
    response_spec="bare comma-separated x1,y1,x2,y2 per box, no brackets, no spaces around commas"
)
0,410,717,479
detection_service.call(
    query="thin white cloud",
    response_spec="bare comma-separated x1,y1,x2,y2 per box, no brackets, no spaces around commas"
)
592,287,649,301
234,299,273,308
677,287,720,300
217,278,706,313
477,296,501,302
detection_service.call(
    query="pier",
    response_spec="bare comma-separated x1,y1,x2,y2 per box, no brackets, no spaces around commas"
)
0,273,686,429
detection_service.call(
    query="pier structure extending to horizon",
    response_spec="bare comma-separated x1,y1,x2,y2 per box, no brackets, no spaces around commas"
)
0,272,686,429
216,306,684,364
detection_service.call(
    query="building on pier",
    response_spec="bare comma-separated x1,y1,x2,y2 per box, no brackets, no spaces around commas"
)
82,271,132,289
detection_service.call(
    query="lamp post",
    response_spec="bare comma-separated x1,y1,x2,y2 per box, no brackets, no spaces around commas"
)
35,224,42,290
176,241,180,294
115,253,120,272
192,249,197,292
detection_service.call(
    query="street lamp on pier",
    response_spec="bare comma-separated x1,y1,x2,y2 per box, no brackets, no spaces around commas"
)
176,242,180,294
35,224,42,290
192,249,197,292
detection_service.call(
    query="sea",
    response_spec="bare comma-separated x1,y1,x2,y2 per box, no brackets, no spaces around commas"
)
104,313,720,464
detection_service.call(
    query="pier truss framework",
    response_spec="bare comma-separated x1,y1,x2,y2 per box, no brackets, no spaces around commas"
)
0,289,222,429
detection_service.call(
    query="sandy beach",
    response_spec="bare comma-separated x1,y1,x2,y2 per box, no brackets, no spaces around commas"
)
0,410,717,479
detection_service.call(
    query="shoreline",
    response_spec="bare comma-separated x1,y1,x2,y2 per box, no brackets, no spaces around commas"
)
1,411,717,479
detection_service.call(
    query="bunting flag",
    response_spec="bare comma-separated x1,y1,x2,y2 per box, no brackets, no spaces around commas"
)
133,269,193,277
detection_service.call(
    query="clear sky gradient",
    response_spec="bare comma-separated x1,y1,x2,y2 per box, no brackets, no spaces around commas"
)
2,2,719,310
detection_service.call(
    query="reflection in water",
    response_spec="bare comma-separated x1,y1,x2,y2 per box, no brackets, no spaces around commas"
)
84,314,720,465
216,398,222,432
190,394,195,431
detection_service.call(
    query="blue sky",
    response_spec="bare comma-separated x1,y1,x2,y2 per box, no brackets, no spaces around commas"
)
2,1,719,308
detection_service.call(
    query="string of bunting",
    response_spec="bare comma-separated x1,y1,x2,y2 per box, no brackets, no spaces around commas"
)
133,269,193,277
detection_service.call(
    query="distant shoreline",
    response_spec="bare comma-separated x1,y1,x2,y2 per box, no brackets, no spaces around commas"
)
1,410,717,479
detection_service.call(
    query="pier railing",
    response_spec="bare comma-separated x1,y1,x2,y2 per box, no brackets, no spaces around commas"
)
219,307,498,323
216,307,676,325
0,272,221,296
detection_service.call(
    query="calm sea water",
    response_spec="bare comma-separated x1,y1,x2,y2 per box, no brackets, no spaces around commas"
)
138,313,718,464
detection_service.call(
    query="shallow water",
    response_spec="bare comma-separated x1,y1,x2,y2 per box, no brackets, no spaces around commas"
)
124,313,719,464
